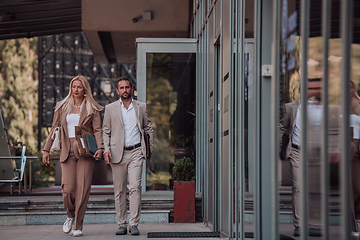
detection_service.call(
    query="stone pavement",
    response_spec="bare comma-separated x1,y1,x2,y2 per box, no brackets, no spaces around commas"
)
0,222,350,240
2,222,332,240
0,222,216,240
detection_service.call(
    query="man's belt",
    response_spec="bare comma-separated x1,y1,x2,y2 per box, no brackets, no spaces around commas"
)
124,143,141,151
291,143,300,150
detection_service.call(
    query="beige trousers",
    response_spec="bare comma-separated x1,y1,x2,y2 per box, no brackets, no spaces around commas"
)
351,139,360,232
111,147,143,227
61,138,95,230
290,145,323,229
307,146,322,229
289,146,301,228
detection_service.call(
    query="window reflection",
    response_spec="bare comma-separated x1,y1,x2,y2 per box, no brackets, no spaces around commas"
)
145,53,196,191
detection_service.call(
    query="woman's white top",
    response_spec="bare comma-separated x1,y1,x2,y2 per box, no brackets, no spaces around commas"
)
66,113,80,138
350,114,360,139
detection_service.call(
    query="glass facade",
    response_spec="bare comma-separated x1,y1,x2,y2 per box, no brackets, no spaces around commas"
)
190,0,360,239
133,0,359,238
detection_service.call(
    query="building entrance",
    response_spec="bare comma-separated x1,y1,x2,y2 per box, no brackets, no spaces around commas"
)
136,39,197,192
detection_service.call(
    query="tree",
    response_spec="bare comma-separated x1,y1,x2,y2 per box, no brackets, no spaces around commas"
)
0,38,38,154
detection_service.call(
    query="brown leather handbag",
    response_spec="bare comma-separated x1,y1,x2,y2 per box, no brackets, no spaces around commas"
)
75,125,96,158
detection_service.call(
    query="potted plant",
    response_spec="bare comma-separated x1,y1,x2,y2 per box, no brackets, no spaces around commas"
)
172,157,196,223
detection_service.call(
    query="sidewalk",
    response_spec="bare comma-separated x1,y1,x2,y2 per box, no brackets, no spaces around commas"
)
0,188,302,240
0,223,215,240
1,222,349,240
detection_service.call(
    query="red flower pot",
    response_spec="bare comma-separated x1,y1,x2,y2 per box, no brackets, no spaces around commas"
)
173,180,195,223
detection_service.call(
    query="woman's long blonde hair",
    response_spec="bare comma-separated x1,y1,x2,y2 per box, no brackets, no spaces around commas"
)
55,75,103,115
350,80,360,115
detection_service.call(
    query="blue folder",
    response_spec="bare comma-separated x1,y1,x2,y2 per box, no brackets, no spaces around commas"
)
85,134,98,155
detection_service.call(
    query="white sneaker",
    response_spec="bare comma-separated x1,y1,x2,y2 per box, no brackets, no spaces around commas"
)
351,231,360,237
63,217,74,234
72,229,83,237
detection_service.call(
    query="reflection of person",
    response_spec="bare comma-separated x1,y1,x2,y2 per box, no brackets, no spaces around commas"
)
306,93,323,237
279,79,325,237
307,99,340,237
279,98,301,236
350,80,360,237
42,75,104,237
102,77,153,236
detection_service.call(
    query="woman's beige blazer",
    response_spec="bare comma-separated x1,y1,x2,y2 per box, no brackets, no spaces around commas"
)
43,102,104,162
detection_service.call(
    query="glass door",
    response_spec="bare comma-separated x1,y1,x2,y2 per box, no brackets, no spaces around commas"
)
136,38,197,193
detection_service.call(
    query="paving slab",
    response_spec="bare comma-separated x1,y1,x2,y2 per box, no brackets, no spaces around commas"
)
0,223,217,240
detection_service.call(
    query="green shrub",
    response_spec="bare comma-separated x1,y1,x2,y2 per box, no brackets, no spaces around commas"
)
173,157,195,181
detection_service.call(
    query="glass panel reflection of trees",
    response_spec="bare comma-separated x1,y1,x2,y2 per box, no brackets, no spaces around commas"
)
146,53,196,191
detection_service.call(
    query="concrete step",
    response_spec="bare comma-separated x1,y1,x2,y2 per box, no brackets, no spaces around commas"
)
0,210,170,226
0,198,174,212
0,194,203,225
0,189,340,226
0,195,174,225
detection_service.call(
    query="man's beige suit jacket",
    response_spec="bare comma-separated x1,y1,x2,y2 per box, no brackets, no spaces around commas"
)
279,100,300,160
102,99,153,163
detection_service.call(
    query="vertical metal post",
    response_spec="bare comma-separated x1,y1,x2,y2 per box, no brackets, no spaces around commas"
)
38,36,43,151
195,4,201,193
200,27,204,211
253,0,262,238
200,31,203,197
202,22,209,225
234,0,240,238
340,0,352,238
204,24,210,224
228,0,234,236
213,11,220,230
299,0,310,237
203,4,208,200
300,0,310,238
321,0,331,238
219,0,224,231
239,0,246,238
271,0,280,238
200,0,204,197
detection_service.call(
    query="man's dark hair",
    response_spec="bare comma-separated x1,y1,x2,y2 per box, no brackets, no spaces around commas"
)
116,77,133,88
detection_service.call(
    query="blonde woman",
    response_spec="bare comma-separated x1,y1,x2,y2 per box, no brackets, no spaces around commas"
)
42,75,104,237
350,80,360,237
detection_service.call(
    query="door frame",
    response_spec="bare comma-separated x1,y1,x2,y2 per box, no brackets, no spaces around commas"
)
136,38,197,193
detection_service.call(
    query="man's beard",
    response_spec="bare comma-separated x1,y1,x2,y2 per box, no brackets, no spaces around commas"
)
121,92,132,99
